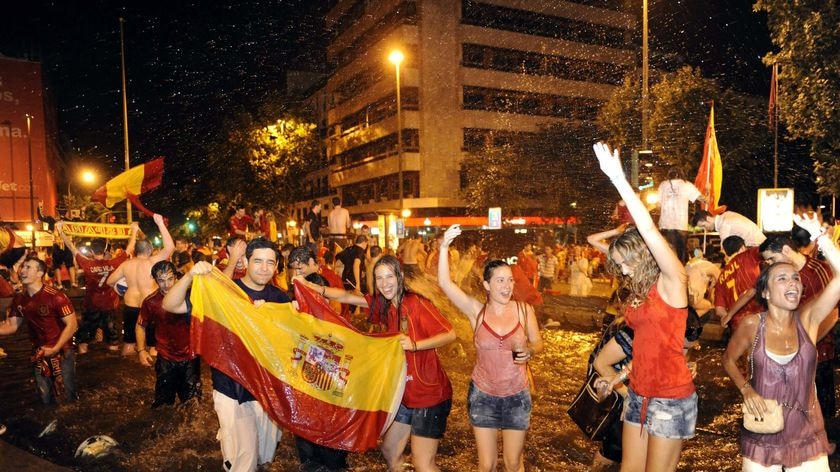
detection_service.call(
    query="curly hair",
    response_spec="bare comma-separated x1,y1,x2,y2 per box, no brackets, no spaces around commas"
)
606,228,661,304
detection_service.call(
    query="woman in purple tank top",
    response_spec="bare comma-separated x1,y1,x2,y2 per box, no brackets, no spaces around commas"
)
723,214,840,471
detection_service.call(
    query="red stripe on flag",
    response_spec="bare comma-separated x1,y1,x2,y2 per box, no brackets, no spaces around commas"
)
191,315,391,451
768,63,777,130
141,157,165,194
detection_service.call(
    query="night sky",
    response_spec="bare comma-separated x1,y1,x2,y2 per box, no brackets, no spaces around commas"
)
0,0,787,218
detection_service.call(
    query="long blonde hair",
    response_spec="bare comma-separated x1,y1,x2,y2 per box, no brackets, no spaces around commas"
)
606,228,660,303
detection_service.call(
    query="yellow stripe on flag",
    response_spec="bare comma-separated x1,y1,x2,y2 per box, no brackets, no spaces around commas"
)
189,268,406,413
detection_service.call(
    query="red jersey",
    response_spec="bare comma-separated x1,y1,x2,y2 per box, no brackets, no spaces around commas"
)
798,255,832,305
138,290,195,362
715,247,763,327
798,256,834,363
11,284,75,351
228,214,254,238
366,293,453,408
75,253,128,311
319,264,344,290
625,283,695,399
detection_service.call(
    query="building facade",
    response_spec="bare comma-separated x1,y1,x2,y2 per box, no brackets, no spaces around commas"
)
302,0,636,223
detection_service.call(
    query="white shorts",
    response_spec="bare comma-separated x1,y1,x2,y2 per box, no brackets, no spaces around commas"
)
213,390,282,472
742,455,829,472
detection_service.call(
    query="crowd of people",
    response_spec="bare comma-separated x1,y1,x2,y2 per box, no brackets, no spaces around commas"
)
0,145,838,471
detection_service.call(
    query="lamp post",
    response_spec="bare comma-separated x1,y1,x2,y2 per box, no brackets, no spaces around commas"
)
389,50,405,215
119,17,132,223
25,114,35,248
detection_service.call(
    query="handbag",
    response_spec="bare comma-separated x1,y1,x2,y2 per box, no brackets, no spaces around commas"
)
742,313,784,434
567,371,623,441
742,399,784,434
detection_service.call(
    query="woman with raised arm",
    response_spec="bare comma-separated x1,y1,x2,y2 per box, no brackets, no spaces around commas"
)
591,142,696,471
722,214,837,471
294,254,455,472
437,224,544,472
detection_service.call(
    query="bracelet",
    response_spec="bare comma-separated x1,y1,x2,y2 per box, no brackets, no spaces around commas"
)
138,348,148,354
740,381,751,392
321,285,326,297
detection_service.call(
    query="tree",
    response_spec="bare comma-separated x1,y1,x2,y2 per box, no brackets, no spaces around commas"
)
754,0,840,195
187,96,320,235
460,120,612,234
599,66,770,213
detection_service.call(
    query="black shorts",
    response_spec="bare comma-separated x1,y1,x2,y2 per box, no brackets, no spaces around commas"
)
394,399,452,439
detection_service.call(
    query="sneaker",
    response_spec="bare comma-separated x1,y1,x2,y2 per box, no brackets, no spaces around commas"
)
77,343,89,355
0,424,6,435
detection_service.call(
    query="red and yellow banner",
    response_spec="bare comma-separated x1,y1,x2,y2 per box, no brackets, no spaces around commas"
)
59,222,133,239
92,158,164,208
189,268,406,451
694,104,726,215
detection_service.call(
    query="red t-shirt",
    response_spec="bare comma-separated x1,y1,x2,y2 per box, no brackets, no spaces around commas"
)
11,284,75,351
798,255,832,305
715,247,763,328
798,256,834,362
366,293,452,408
228,214,254,238
138,290,195,362
625,283,695,399
75,253,128,311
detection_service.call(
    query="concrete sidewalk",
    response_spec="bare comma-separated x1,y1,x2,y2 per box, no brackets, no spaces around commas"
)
0,439,72,471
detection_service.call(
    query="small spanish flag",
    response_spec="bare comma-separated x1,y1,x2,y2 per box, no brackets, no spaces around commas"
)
92,158,164,208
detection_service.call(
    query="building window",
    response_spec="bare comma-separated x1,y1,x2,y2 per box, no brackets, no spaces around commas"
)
341,171,420,204
461,0,632,50
462,128,538,152
330,2,419,71
462,86,603,120
332,129,421,170
462,43,629,86
331,87,419,137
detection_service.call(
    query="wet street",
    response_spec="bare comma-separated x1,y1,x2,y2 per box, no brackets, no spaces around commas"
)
1,287,839,471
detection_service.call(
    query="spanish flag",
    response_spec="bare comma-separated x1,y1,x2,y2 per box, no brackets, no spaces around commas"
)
694,104,726,215
189,267,405,451
92,158,164,208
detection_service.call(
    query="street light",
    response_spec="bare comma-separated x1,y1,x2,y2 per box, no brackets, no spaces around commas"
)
388,49,405,215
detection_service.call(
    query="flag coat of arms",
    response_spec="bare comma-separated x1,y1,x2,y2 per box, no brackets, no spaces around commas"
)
188,268,406,451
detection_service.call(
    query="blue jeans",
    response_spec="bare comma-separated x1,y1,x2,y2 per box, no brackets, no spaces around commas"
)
624,387,697,439
467,382,532,430
33,349,76,404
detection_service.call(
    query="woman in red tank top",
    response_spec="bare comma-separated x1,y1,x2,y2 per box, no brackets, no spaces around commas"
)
593,142,695,472
437,224,544,472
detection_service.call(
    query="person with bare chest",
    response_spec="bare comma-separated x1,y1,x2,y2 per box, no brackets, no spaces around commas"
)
107,214,174,356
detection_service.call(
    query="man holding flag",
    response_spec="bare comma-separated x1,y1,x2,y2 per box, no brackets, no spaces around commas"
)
163,238,288,472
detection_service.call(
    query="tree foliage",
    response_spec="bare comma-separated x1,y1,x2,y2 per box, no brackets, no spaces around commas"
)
185,92,320,236
754,0,840,195
460,121,612,233
598,66,770,212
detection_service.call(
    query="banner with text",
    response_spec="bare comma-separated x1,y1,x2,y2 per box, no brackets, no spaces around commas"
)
0,57,58,222
60,222,133,239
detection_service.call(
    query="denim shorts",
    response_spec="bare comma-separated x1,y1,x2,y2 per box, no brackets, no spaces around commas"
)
467,382,531,431
623,387,697,439
394,399,451,439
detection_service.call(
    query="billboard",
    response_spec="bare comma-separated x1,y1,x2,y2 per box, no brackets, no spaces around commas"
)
0,56,58,223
